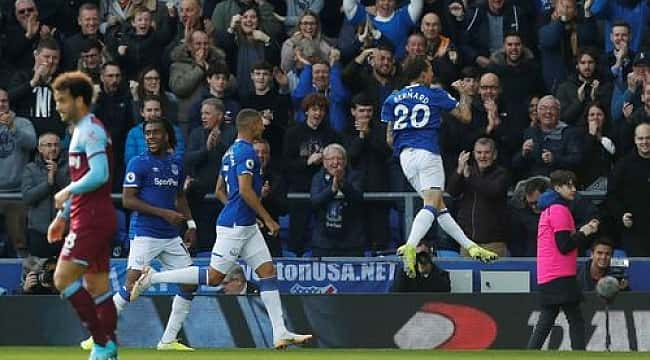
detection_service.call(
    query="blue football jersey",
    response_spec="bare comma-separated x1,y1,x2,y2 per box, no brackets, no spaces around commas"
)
381,84,458,156
123,152,184,238
349,5,415,59
217,139,262,227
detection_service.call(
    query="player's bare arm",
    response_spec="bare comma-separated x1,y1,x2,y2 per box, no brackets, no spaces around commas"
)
122,187,185,226
176,189,197,248
214,174,228,205
238,173,279,236
385,121,394,148
448,81,472,124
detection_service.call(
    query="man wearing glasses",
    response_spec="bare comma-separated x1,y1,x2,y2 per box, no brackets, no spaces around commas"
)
21,132,69,257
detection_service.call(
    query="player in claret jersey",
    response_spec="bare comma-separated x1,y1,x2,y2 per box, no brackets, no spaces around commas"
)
381,57,498,278
131,109,312,349
47,71,118,360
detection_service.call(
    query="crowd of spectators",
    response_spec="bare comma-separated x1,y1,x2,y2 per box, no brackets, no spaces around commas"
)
0,0,649,262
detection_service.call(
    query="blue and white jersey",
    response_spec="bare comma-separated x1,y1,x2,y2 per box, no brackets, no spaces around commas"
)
381,84,458,156
123,152,184,239
217,139,262,227
348,4,415,59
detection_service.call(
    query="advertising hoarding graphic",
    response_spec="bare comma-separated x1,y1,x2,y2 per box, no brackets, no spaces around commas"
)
394,303,497,349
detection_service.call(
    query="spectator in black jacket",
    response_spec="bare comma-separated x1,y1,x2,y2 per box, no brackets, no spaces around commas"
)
93,61,133,191
512,95,582,180
343,44,399,108
8,38,65,138
310,143,365,257
508,176,549,256
577,102,615,190
113,5,177,81
62,3,102,71
556,48,612,126
4,0,59,73
185,98,236,251
606,123,650,256
447,138,510,257
345,94,392,251
461,0,533,69
487,31,545,125
21,132,69,258
283,93,340,255
441,73,523,171
391,243,451,293
240,61,292,158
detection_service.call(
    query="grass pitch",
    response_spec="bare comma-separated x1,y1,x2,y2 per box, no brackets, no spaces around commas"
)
1,348,650,360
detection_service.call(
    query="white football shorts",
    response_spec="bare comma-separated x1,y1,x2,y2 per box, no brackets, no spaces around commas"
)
399,147,445,192
127,236,193,271
210,225,272,274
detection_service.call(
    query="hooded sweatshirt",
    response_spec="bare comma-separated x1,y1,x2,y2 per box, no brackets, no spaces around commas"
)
0,114,37,191
536,190,577,285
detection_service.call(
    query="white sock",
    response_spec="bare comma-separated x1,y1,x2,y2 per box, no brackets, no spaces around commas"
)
160,295,192,344
152,266,199,285
437,211,476,249
112,291,128,314
260,289,287,338
406,208,436,247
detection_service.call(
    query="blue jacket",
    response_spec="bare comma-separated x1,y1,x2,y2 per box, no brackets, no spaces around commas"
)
124,123,185,166
590,0,650,53
537,16,600,91
291,63,350,133
310,167,365,250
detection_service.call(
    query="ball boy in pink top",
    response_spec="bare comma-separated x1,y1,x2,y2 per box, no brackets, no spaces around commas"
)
527,170,599,350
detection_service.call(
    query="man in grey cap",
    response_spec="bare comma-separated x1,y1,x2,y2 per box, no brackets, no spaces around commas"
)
184,97,236,252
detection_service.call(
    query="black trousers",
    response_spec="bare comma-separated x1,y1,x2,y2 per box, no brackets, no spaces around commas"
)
527,301,586,350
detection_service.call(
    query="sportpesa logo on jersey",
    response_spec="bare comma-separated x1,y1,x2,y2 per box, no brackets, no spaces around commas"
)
154,177,179,187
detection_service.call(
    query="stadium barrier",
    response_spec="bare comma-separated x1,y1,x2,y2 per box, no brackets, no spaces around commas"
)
2,257,650,295
0,190,607,239
1,293,649,350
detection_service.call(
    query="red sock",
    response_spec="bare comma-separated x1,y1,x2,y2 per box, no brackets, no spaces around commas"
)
95,295,117,343
67,286,108,346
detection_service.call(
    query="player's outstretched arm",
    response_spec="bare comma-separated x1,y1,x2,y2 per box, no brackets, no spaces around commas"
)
238,174,279,236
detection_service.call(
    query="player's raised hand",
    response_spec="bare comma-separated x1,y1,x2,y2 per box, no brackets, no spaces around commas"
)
161,209,186,225
47,217,66,243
